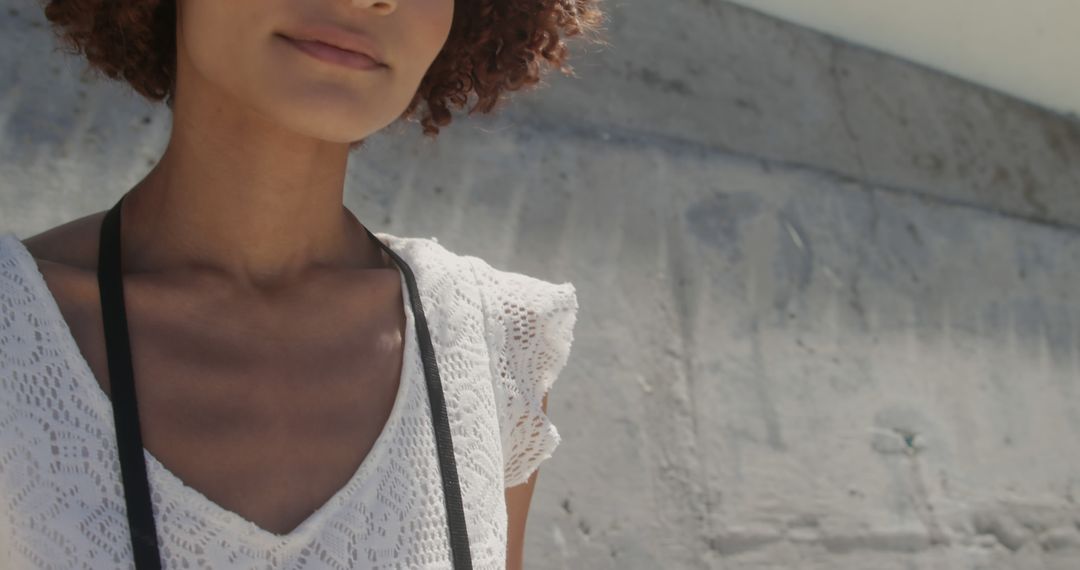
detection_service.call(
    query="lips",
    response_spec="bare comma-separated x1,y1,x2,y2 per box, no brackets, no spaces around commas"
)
277,23,387,67
281,35,385,71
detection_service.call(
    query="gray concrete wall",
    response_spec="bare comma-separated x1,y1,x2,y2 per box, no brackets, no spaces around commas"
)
3,0,1080,568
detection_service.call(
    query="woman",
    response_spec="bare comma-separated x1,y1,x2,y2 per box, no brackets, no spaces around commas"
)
0,0,604,567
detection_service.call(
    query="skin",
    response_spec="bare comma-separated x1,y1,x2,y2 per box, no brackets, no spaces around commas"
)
505,394,548,570
21,0,540,566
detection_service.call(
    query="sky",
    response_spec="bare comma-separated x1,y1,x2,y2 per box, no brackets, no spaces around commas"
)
726,0,1079,118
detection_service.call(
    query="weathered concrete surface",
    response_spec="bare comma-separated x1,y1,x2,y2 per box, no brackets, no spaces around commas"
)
502,0,1080,232
3,0,1080,568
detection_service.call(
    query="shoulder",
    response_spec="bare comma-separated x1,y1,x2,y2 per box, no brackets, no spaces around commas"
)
376,233,458,267
464,253,578,329
383,234,578,350
10,210,107,270
0,213,105,327
467,255,577,302
384,233,577,309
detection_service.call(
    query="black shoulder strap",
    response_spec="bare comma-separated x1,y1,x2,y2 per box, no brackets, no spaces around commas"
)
364,227,474,570
99,193,473,569
98,194,162,569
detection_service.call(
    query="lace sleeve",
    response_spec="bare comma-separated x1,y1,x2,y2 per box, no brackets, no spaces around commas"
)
467,256,580,488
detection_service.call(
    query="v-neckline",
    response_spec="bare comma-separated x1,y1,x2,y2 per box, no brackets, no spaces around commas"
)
1,231,416,545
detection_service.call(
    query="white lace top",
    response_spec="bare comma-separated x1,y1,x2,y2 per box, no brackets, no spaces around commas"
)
0,230,579,569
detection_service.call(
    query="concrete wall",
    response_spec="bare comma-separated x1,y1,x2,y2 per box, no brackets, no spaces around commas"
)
726,0,1080,119
3,0,1080,568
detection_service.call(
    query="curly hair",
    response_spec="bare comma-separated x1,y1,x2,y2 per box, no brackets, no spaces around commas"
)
40,0,607,140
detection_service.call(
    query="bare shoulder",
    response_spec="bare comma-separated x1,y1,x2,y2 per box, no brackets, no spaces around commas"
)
20,210,108,271
18,211,108,326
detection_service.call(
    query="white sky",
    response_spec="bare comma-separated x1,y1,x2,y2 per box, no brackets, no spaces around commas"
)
726,0,1079,118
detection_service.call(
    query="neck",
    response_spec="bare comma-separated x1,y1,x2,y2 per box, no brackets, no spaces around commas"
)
120,108,383,293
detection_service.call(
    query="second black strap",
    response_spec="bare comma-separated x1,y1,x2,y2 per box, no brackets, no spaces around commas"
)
365,228,474,569
99,194,163,569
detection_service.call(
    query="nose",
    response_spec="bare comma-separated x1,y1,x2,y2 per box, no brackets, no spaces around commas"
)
349,0,397,13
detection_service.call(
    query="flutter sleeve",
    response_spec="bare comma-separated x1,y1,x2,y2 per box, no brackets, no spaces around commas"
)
467,256,580,488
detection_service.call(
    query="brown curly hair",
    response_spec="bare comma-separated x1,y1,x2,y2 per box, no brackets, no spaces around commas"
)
40,0,607,141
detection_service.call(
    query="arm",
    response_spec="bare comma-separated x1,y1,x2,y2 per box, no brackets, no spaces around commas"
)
504,393,549,570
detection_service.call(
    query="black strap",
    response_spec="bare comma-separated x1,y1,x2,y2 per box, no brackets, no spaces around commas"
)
362,226,474,570
98,194,162,569
99,192,473,569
